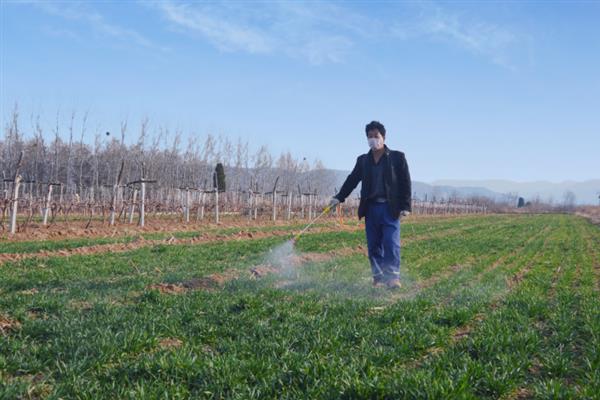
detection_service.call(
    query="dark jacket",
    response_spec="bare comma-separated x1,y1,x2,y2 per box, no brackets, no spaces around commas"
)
334,146,411,219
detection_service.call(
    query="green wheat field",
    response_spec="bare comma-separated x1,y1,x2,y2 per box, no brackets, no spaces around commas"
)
1,214,599,399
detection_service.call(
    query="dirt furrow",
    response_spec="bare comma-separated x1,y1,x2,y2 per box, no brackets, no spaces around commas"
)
405,224,553,370
0,218,498,266
0,226,361,266
145,220,528,298
500,231,582,399
587,226,600,292
389,223,548,304
146,249,355,294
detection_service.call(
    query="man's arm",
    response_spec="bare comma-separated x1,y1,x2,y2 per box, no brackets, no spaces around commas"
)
397,153,412,212
334,156,363,202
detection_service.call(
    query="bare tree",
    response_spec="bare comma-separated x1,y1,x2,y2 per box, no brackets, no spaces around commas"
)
66,110,76,196
78,111,89,195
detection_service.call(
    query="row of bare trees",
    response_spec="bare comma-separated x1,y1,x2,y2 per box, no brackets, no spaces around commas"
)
0,106,349,232
2,107,334,201
1,106,489,233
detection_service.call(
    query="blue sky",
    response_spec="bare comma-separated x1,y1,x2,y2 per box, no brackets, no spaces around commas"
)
1,0,599,182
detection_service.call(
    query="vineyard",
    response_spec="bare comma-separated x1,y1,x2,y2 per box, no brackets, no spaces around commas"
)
3,1,599,399
1,111,491,236
1,214,598,398
1,152,488,236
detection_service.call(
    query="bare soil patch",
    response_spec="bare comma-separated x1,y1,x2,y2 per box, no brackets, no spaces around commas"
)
0,225,363,266
1,216,363,242
147,283,187,294
158,337,183,349
576,206,600,225
249,265,280,278
147,247,364,295
0,314,21,334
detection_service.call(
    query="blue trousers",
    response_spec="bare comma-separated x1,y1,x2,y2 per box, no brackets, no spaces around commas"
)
365,201,401,282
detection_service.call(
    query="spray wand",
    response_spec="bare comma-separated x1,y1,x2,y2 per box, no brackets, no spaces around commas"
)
291,205,334,244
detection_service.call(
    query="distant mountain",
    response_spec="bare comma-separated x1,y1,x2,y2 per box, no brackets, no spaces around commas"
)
432,179,600,205
325,171,600,205
411,182,508,202
326,170,508,202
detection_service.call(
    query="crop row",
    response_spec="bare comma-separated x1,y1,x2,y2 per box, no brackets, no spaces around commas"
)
1,214,597,399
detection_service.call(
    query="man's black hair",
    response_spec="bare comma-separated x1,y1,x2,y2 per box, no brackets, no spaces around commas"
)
365,121,386,137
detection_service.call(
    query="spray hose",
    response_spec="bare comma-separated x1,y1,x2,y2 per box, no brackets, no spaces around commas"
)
292,205,333,243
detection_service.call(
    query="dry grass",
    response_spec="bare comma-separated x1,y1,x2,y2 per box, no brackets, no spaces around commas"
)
576,205,600,225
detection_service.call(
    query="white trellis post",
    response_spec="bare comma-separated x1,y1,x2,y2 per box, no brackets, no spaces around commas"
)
9,151,24,235
215,188,219,224
247,190,254,220
128,188,138,224
287,191,293,220
109,161,124,226
254,193,259,220
42,184,53,226
9,175,22,235
139,181,146,227
273,186,278,222
200,191,206,220
184,187,191,223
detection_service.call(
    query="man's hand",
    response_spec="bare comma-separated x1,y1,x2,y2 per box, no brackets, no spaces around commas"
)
400,210,410,219
328,197,340,209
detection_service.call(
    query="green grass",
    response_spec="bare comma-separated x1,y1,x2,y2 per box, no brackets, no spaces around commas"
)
0,220,344,254
1,214,598,399
0,214,508,255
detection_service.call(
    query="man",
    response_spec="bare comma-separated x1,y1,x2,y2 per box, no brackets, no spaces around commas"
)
329,121,411,289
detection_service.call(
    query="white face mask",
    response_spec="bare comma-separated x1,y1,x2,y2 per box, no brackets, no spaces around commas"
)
368,137,383,150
